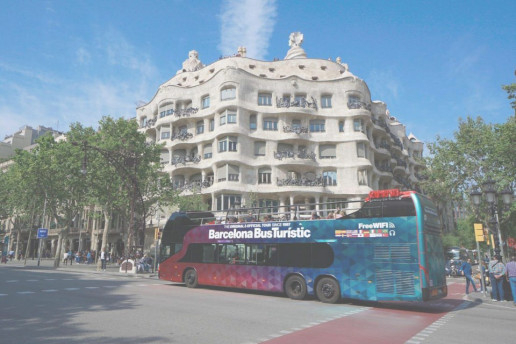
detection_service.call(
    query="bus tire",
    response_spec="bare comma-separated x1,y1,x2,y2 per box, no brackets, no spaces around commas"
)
316,277,340,304
285,275,307,300
184,269,198,288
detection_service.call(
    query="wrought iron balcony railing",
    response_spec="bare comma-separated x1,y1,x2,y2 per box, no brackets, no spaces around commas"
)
283,125,309,134
274,150,316,161
276,96,318,110
171,155,202,166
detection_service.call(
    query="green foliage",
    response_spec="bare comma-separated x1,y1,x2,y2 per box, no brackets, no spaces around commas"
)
175,193,208,212
422,79,516,247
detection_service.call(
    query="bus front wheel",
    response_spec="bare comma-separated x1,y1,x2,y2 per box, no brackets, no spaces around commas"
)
285,275,307,300
316,277,340,303
184,269,198,288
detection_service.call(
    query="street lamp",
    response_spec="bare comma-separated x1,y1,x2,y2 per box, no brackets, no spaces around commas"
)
470,178,514,258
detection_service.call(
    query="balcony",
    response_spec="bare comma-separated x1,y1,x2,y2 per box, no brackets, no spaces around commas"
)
171,130,193,141
171,155,202,166
375,164,393,173
274,150,316,162
283,125,309,135
276,97,318,110
140,117,157,129
174,179,213,192
347,101,371,111
277,176,334,187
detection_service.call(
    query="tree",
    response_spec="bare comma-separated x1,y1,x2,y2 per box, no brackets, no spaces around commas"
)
421,81,516,249
82,116,164,257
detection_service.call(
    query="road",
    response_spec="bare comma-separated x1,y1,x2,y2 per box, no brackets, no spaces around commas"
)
1,264,515,344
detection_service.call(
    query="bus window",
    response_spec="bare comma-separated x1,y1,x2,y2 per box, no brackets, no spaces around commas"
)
246,244,265,265
382,199,415,217
312,244,334,268
225,244,245,264
264,244,279,266
345,202,382,218
203,244,217,263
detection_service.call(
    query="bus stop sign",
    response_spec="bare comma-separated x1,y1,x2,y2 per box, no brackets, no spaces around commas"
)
37,228,48,239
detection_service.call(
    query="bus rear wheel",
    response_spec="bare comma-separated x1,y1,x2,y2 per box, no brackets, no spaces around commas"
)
285,275,307,300
184,269,198,288
316,277,340,303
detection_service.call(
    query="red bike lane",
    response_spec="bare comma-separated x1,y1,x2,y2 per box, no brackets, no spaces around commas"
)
265,281,466,344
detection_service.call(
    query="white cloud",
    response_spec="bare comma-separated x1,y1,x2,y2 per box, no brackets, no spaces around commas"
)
218,0,277,60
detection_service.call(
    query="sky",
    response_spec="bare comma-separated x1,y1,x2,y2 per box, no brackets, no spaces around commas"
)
1,0,515,145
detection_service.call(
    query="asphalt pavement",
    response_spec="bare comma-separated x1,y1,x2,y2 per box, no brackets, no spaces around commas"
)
0,257,157,279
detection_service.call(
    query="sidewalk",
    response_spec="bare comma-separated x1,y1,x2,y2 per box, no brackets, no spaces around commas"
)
451,278,515,306
0,257,158,279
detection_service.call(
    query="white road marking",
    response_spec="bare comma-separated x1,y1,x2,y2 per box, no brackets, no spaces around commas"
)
17,291,35,294
42,289,58,292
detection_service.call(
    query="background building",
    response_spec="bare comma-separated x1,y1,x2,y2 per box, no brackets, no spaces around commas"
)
137,33,425,215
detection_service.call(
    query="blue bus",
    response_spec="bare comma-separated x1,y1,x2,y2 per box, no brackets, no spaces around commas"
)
159,189,447,303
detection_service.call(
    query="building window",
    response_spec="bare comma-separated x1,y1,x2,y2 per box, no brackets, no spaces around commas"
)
220,113,226,125
339,121,344,132
309,119,325,132
203,144,212,159
292,119,301,130
209,118,215,131
218,136,237,152
319,144,336,159
227,111,237,124
258,167,272,184
258,93,272,106
173,175,185,188
358,169,368,186
263,118,278,131
357,142,367,158
250,114,257,130
323,171,337,186
196,121,204,134
218,164,239,182
348,95,361,109
353,119,364,132
160,150,169,165
161,131,170,139
228,164,239,181
216,194,242,211
321,95,332,108
254,141,266,156
201,95,210,109
221,87,236,101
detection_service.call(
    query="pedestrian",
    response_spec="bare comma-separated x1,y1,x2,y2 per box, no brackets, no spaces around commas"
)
506,255,516,306
68,250,74,266
489,255,506,301
63,251,69,265
100,248,107,271
86,251,92,264
460,258,478,294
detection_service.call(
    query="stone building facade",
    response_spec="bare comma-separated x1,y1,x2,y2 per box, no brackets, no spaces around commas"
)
136,33,424,215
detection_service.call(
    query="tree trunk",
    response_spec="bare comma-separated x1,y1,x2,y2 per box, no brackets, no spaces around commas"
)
97,210,111,271
15,230,21,260
54,231,63,268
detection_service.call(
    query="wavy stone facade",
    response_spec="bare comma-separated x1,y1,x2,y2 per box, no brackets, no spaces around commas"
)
136,33,424,213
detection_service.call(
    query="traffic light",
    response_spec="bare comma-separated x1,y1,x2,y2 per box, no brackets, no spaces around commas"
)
154,228,161,240
474,223,484,242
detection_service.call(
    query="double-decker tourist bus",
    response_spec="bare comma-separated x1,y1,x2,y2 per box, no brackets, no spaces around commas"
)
158,189,447,303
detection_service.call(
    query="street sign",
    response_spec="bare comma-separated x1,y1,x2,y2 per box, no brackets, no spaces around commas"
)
37,228,48,239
